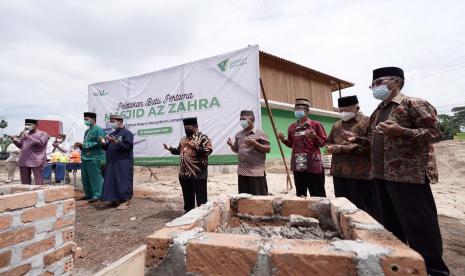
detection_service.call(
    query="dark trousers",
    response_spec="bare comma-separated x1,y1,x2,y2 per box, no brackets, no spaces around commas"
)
293,171,326,197
19,166,44,185
372,179,449,276
333,176,374,216
179,177,208,213
238,175,268,195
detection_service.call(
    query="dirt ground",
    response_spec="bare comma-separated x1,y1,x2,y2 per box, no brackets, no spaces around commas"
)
73,193,184,275
0,139,464,274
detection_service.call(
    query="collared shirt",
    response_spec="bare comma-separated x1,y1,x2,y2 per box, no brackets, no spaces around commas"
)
169,132,213,179
234,128,270,177
14,129,49,167
82,125,106,161
368,93,441,184
326,113,371,180
283,117,327,173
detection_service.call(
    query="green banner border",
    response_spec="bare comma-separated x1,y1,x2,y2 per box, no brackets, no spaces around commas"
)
134,154,238,166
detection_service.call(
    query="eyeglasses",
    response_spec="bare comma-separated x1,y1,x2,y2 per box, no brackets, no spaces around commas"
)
369,78,395,89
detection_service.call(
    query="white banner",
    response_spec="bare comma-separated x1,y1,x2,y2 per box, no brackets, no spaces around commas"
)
88,45,260,165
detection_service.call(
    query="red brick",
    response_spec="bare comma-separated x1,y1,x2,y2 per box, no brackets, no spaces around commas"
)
145,225,195,267
0,216,12,230
54,217,74,230
237,196,274,216
43,243,74,265
0,227,35,249
281,197,313,217
21,205,57,223
22,237,55,259
64,258,73,272
62,229,75,243
0,263,31,276
44,186,74,203
0,192,37,212
63,199,75,214
330,197,358,230
339,210,381,239
186,233,260,276
270,240,357,276
381,247,427,276
204,205,222,232
11,185,43,193
0,251,11,268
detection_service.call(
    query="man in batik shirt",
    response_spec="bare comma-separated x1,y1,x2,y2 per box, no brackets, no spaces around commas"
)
227,110,270,195
164,117,213,213
277,98,327,197
349,67,449,275
326,95,372,214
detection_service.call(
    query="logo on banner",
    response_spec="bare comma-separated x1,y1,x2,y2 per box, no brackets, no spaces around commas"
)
92,88,109,97
217,59,229,72
217,57,248,73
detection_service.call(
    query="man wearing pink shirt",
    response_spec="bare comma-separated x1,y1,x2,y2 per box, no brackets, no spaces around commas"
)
12,119,49,185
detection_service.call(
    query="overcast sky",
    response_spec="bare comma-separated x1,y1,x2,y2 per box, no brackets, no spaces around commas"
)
1,0,464,141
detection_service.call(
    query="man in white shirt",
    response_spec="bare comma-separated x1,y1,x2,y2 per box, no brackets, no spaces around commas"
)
5,140,20,183
43,134,70,183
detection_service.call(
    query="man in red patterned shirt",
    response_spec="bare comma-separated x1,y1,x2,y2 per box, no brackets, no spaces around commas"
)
278,98,327,197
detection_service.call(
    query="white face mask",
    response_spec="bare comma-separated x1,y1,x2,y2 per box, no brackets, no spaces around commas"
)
24,125,32,131
240,119,249,129
110,122,118,129
340,111,356,121
56,138,63,143
372,84,392,100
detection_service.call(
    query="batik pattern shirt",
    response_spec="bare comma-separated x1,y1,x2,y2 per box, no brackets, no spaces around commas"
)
326,113,371,180
169,132,213,179
234,128,269,177
282,118,327,173
365,93,441,184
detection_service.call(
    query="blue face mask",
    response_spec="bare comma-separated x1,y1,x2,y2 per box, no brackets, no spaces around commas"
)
240,119,249,129
295,110,306,120
372,84,392,100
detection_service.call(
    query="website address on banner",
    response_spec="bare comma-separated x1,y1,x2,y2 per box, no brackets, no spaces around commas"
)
126,118,183,128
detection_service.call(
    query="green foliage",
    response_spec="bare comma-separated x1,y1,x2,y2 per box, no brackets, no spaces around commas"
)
0,134,12,153
439,106,465,140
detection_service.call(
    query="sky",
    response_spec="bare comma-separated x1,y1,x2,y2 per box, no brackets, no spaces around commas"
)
1,0,465,141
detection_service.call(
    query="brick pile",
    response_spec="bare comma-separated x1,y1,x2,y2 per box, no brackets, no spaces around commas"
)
0,184,76,276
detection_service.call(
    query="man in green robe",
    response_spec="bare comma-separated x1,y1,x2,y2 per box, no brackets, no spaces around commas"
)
76,112,106,202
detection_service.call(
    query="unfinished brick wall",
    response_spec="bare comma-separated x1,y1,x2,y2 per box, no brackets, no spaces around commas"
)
0,184,76,276
146,195,427,276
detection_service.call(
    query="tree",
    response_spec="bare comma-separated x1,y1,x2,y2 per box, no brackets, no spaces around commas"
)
0,119,7,137
438,106,465,140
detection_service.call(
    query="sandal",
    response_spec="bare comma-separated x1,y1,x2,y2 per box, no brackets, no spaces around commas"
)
116,202,131,210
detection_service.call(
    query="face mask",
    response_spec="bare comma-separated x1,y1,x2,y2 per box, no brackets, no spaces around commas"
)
240,120,249,129
372,84,392,100
110,122,118,129
56,138,63,143
184,128,194,137
294,110,306,120
340,111,356,121
24,125,32,131
84,120,92,126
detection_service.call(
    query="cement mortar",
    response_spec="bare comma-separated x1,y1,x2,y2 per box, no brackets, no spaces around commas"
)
222,222,341,240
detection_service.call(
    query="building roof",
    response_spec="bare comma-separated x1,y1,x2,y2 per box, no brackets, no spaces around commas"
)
259,51,354,92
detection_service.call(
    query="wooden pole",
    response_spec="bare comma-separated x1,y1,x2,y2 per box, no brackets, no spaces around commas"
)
259,78,293,191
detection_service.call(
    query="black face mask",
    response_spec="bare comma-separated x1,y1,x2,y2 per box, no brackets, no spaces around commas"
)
184,128,194,137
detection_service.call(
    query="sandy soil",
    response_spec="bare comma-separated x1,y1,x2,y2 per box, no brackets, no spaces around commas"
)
1,139,464,274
